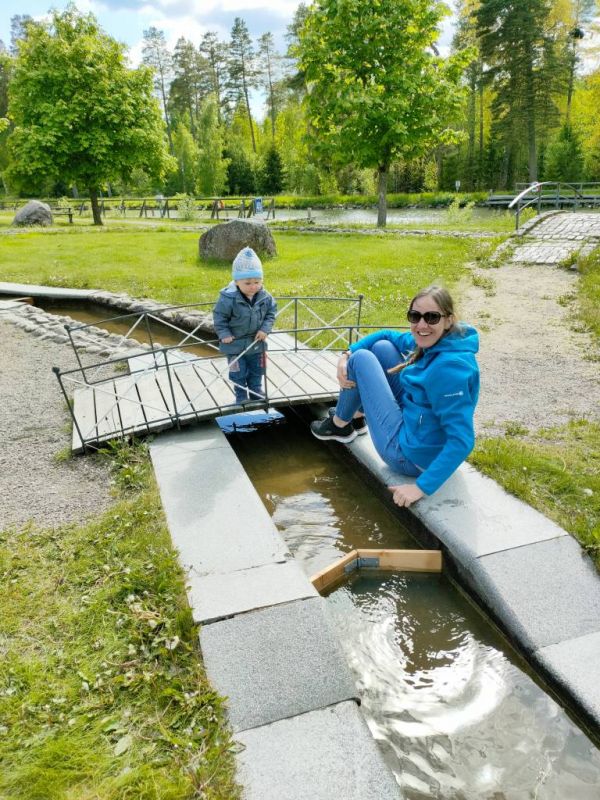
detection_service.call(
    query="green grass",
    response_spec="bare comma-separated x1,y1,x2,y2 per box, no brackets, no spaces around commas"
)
471,420,600,568
577,245,600,340
0,225,498,321
0,440,239,800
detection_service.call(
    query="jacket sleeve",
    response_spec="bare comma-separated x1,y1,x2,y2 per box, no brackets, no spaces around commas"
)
415,360,478,496
350,329,415,359
260,295,277,334
212,295,234,341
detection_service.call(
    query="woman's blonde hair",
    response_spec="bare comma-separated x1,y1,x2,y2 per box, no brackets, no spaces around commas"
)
388,285,457,374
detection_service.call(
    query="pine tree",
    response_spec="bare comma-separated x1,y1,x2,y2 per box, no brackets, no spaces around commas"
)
199,32,228,122
142,27,174,153
257,33,281,142
261,145,284,193
227,18,259,153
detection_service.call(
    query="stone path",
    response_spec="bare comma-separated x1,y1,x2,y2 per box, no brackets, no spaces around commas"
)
462,211,600,436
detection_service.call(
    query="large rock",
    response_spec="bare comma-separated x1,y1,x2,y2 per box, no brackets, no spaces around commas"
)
13,200,53,227
199,219,277,261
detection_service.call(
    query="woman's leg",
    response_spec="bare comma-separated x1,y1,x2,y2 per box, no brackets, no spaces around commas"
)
339,349,421,476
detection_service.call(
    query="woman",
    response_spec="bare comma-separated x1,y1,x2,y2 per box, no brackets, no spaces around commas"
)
311,285,479,507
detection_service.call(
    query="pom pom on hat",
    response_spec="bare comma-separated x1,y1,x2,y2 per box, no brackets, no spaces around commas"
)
232,247,263,280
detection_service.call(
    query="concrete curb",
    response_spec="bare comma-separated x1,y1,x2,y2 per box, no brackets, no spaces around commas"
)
149,424,401,799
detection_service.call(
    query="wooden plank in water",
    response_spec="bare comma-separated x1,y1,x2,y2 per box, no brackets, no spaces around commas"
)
357,549,442,573
310,548,442,594
72,385,96,452
310,550,359,594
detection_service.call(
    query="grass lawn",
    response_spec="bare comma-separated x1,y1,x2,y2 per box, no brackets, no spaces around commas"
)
0,224,498,324
0,442,240,800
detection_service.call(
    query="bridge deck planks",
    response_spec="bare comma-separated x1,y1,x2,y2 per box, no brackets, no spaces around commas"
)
71,350,341,451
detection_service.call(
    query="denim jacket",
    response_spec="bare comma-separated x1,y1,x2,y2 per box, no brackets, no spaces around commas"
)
213,281,277,355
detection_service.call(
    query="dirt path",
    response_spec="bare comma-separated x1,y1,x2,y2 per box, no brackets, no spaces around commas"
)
462,217,599,437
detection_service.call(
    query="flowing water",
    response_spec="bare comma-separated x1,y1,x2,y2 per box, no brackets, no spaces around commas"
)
216,206,504,226
226,412,600,800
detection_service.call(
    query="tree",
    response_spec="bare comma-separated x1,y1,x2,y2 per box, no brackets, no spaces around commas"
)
142,26,174,153
196,95,229,195
7,6,171,224
544,122,584,180
299,0,467,226
227,18,259,153
257,32,281,141
261,145,285,193
10,14,32,55
476,0,559,183
199,32,228,122
170,38,210,137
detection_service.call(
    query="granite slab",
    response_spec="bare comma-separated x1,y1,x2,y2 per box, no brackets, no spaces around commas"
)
150,426,289,575
236,701,401,800
199,597,358,732
189,560,318,624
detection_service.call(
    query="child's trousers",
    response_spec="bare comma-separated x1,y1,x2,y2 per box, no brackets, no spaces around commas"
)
227,351,266,403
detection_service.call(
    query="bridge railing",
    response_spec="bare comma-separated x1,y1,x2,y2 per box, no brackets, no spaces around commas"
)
508,181,588,230
53,295,384,451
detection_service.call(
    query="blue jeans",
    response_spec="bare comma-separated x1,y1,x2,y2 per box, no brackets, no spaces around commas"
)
335,341,422,476
227,351,266,403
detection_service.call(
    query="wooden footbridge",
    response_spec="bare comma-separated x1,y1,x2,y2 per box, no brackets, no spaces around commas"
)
53,296,376,453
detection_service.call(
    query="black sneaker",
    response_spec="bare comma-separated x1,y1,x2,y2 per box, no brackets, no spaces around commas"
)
311,415,357,443
328,407,368,435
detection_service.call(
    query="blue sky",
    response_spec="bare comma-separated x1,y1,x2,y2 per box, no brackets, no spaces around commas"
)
0,0,456,65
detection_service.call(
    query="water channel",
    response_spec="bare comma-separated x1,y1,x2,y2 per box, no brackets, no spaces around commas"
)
224,411,600,800
29,299,600,799
216,206,505,226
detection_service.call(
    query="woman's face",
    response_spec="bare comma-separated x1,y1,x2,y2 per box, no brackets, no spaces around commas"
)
409,295,454,349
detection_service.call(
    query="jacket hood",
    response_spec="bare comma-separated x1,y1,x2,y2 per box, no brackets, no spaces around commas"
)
422,323,479,357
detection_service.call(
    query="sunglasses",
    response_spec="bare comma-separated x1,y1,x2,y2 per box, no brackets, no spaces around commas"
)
407,310,446,325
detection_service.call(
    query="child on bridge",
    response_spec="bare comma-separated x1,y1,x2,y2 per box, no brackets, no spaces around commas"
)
213,247,277,405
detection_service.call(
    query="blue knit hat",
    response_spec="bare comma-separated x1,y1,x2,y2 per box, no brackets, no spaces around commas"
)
232,247,263,280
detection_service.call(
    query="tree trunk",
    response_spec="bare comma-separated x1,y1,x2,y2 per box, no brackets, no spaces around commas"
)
377,165,388,228
525,61,537,182
89,189,103,226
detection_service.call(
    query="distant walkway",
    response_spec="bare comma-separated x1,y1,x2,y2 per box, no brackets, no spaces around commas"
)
463,211,600,436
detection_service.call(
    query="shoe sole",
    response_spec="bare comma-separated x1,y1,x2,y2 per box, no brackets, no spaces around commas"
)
311,428,357,444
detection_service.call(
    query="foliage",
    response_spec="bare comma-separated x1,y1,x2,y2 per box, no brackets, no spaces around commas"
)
172,122,199,194
0,443,240,799
472,420,600,567
544,123,584,181
6,6,172,224
576,243,600,341
196,96,229,196
298,0,469,225
227,18,258,153
174,193,198,221
260,145,285,194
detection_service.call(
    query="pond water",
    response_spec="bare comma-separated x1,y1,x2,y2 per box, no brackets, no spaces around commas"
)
225,411,600,800
217,206,504,226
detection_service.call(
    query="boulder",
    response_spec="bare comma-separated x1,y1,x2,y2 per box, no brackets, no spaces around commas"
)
13,200,53,227
199,219,277,261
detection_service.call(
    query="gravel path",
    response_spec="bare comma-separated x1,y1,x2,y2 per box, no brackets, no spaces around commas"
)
0,317,113,531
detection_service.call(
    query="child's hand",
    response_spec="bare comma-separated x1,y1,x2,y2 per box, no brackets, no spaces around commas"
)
221,336,234,344
255,331,267,342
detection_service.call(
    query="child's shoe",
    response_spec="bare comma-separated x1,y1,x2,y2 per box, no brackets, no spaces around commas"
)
310,415,357,443
328,407,368,435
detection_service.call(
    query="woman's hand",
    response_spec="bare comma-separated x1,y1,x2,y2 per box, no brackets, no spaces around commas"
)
336,353,356,389
388,484,425,508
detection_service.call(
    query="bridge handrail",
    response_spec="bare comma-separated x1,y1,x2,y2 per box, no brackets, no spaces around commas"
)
509,181,585,231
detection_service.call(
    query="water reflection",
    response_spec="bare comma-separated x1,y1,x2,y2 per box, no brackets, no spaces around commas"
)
226,412,415,576
328,574,600,800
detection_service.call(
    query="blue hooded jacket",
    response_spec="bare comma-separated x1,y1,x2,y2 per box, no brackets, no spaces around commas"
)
213,281,277,355
350,325,480,495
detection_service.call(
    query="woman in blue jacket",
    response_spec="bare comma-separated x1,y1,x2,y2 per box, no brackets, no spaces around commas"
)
311,285,479,507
